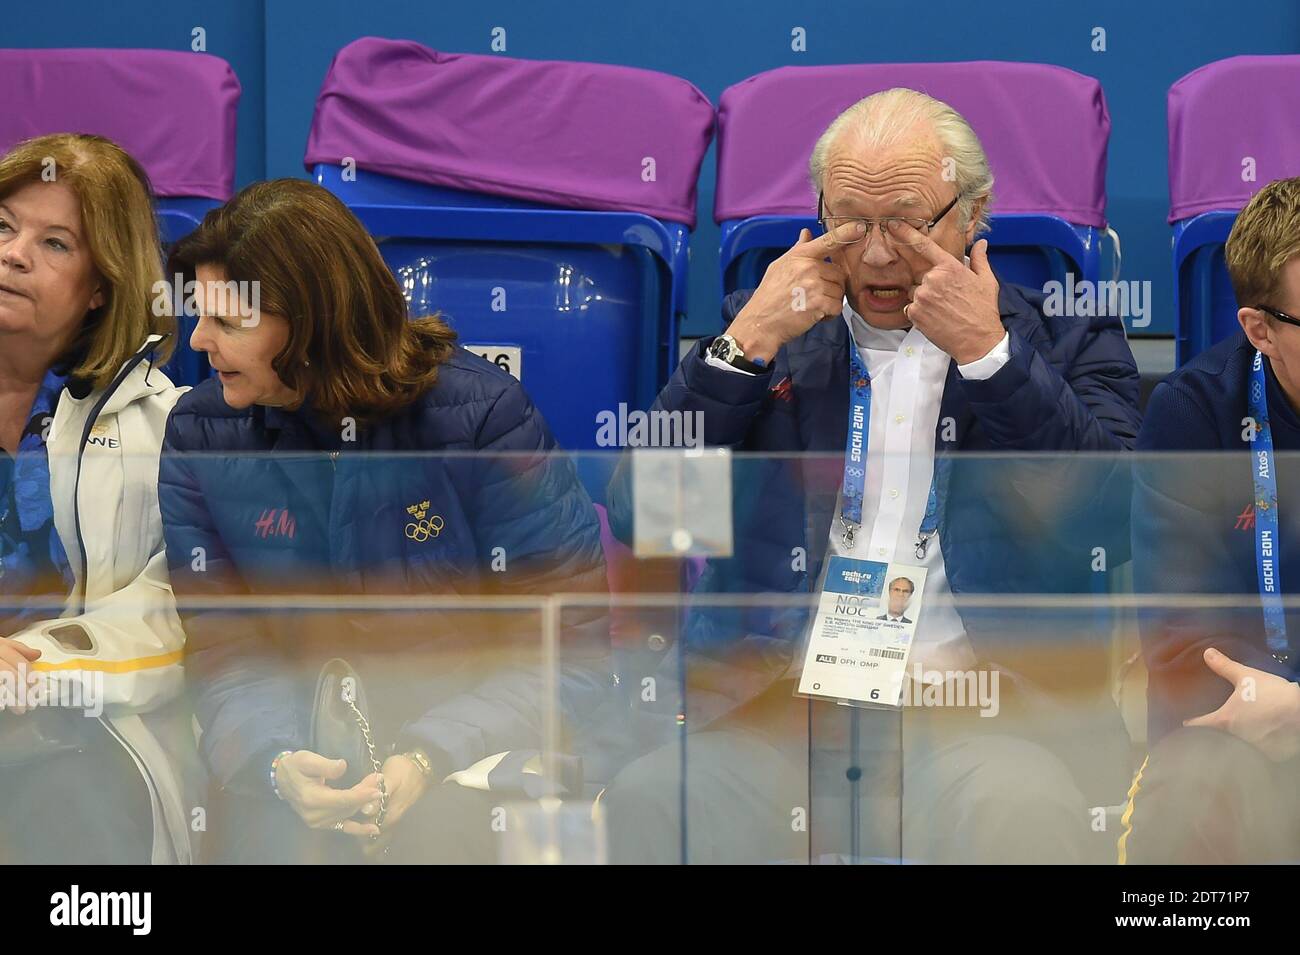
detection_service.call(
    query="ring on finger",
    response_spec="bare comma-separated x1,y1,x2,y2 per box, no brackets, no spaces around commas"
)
333,821,345,832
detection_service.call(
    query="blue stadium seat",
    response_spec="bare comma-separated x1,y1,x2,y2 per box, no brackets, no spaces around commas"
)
1171,211,1237,367
157,197,224,388
156,197,220,247
1168,56,1300,365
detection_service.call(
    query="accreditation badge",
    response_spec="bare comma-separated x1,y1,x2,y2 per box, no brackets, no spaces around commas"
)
796,555,927,707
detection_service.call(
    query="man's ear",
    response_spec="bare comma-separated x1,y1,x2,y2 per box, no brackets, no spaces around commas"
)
1238,306,1275,357
964,198,987,247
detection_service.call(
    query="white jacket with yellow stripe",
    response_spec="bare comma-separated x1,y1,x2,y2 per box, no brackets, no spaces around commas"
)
11,335,201,864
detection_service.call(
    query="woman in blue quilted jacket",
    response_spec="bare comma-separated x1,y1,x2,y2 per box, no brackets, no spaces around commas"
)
159,178,610,864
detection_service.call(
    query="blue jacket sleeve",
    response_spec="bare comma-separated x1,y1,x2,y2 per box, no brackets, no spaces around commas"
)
158,417,303,794
957,312,1142,452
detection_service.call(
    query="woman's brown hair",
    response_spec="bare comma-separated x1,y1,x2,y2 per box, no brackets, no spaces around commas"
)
0,133,173,387
168,178,457,420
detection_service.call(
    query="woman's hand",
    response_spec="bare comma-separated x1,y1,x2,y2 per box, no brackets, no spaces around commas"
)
0,638,42,714
375,753,429,828
356,753,430,857
275,749,383,836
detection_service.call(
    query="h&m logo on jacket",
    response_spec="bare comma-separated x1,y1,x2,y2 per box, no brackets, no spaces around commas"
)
1235,503,1256,531
255,508,296,539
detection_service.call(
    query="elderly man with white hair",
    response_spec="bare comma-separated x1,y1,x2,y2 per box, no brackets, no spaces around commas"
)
603,88,1142,864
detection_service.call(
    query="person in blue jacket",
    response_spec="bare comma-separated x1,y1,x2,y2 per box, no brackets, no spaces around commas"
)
602,88,1142,863
1122,177,1300,864
159,179,610,863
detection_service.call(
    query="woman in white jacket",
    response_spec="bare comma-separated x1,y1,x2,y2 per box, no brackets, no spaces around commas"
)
0,133,199,863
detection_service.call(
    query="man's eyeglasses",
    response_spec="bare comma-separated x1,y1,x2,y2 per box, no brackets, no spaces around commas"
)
817,192,963,246
1253,303,1300,329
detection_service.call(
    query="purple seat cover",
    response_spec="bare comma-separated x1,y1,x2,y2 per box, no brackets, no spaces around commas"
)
0,48,239,199
1168,55,1300,223
305,37,715,228
715,61,1109,228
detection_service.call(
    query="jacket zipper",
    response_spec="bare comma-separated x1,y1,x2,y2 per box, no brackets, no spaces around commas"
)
69,341,163,616
67,337,175,864
97,714,171,862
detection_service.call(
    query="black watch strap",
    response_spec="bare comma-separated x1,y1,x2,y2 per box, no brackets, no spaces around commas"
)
709,335,766,374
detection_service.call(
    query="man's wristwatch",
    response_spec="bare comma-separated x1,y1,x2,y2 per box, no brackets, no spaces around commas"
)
708,334,766,374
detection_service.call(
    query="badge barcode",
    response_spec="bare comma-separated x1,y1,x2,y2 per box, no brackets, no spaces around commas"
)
869,648,905,660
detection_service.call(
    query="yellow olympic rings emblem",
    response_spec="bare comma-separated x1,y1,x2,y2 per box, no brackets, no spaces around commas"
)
404,515,445,542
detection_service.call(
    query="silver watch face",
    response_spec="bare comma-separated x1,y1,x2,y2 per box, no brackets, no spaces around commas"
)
711,336,734,361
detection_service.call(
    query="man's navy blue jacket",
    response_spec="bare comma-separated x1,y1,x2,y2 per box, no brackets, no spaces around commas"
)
609,282,1142,728
159,349,610,793
1135,329,1300,744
